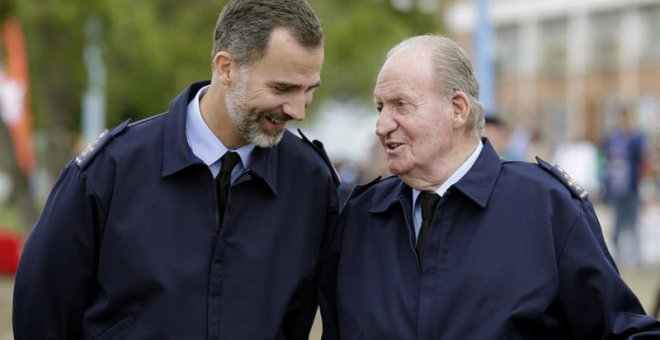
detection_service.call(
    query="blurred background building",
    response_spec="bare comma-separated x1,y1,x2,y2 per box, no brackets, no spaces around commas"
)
443,0,660,153
433,0,660,280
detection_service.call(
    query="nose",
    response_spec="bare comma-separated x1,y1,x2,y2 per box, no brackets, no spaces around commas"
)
375,110,397,138
283,93,308,121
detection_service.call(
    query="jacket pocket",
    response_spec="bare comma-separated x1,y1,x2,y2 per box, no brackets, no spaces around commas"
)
92,313,135,340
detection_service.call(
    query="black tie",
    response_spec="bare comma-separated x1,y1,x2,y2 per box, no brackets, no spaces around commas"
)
216,151,241,226
416,191,440,265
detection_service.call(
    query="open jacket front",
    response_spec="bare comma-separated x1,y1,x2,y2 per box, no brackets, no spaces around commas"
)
14,82,339,340
320,140,660,339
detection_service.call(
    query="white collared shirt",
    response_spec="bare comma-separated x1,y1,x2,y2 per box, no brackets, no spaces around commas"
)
412,141,484,238
185,85,255,180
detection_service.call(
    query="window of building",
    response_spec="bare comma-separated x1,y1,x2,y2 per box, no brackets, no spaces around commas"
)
640,5,660,62
540,19,567,76
590,11,620,71
495,25,519,78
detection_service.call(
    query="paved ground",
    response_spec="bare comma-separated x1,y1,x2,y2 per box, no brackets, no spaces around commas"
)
2,203,658,339
0,276,12,340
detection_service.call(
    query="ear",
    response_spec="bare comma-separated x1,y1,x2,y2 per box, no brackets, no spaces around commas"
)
212,51,236,86
451,90,471,129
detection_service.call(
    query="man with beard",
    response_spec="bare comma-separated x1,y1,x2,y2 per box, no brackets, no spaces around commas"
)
13,0,338,339
319,35,660,338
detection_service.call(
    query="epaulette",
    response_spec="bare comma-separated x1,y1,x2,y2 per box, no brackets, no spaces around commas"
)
75,119,131,169
348,176,382,199
535,156,588,200
128,112,166,127
297,129,340,187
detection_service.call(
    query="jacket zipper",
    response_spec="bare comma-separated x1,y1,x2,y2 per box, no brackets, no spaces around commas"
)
400,201,421,274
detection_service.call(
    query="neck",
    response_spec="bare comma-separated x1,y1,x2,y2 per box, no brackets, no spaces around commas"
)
401,135,480,191
199,82,248,149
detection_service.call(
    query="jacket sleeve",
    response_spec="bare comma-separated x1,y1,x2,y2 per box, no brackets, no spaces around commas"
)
556,200,660,338
318,199,347,340
282,173,340,339
13,162,103,340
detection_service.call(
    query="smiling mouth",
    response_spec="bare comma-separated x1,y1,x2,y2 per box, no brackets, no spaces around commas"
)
385,142,402,150
264,113,289,125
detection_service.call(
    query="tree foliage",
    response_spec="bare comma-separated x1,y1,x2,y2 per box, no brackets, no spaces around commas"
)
311,0,437,106
19,0,436,136
2,0,437,228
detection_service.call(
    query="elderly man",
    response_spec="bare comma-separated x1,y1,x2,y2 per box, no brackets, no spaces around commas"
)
319,35,659,339
14,0,338,339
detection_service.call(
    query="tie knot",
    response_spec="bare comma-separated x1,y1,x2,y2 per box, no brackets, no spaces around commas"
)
419,191,440,221
220,151,241,175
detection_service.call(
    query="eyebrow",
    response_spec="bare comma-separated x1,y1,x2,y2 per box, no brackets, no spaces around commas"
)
268,80,321,91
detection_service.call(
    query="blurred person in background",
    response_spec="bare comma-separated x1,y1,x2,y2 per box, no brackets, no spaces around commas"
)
335,160,361,207
13,0,339,339
483,113,508,156
601,105,647,268
319,34,660,339
501,122,530,161
526,127,551,161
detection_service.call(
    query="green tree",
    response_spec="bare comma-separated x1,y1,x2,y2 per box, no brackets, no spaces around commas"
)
99,0,220,125
18,1,87,182
312,0,437,106
4,0,438,229
17,0,221,176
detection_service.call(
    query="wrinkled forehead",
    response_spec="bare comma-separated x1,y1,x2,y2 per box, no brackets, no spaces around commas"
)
375,45,436,97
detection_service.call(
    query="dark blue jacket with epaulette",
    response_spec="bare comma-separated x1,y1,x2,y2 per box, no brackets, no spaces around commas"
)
319,140,660,339
13,81,339,340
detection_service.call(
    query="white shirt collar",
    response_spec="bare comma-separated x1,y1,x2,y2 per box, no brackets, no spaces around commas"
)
185,85,255,173
412,140,484,232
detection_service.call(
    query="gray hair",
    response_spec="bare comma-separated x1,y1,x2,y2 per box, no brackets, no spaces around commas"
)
212,0,323,67
386,35,485,137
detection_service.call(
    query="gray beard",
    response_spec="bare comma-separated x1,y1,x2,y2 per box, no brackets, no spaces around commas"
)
225,86,285,148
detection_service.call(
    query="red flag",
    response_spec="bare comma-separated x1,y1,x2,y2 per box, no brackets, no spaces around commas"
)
0,230,21,275
0,17,35,176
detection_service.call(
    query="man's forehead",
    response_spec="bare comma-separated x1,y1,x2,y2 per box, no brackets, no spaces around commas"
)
375,66,428,96
244,39,323,86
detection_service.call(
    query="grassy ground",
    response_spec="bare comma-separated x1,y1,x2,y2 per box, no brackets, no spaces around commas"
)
0,205,25,236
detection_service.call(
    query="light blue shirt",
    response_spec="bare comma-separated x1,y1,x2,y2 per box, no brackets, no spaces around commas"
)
185,85,255,180
412,141,484,239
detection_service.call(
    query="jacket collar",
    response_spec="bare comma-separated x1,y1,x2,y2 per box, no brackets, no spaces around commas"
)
451,138,501,208
161,81,279,195
370,178,411,214
235,134,280,196
369,138,501,212
162,81,208,177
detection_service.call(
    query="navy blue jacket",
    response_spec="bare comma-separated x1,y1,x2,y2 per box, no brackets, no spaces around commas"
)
13,81,339,339
320,140,659,339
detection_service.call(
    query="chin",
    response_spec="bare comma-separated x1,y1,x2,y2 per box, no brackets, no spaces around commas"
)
250,130,285,148
387,162,412,176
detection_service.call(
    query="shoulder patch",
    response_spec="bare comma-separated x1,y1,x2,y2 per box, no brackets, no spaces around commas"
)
75,119,131,169
297,129,340,187
535,156,588,200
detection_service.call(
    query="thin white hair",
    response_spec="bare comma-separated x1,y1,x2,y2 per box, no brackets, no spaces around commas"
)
386,34,485,137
